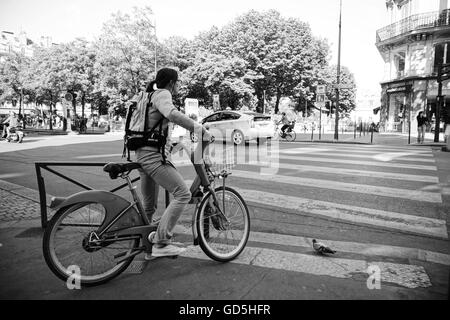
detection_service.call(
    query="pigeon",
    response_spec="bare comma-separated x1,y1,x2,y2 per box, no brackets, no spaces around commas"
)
312,239,336,255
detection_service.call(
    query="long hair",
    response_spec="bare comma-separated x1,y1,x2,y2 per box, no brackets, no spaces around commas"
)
146,68,178,93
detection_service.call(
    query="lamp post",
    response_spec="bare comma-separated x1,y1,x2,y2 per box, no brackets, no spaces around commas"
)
18,87,23,118
153,17,157,77
334,0,343,140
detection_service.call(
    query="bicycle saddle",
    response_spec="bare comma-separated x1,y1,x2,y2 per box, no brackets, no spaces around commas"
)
103,162,141,179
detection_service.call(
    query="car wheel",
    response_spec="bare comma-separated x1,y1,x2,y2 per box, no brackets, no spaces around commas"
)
190,132,199,143
232,130,244,146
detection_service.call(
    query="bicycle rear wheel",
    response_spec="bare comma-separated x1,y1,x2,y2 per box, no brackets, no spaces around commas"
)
285,131,296,142
43,202,140,287
196,186,250,262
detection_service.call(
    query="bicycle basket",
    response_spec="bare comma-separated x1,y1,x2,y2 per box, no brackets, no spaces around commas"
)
205,146,236,175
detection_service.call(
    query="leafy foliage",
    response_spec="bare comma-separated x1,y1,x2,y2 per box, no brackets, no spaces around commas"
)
0,6,358,121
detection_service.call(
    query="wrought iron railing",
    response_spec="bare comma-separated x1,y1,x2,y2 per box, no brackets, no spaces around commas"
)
376,9,450,43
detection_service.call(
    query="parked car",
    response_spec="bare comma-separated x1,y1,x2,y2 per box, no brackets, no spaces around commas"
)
192,111,275,145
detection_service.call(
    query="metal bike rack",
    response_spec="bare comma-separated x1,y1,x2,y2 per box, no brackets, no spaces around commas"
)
35,162,142,229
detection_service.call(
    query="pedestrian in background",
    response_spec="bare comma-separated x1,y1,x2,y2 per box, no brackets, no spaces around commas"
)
416,111,428,144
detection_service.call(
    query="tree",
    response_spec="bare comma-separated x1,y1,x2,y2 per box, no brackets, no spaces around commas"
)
321,65,357,118
55,39,97,117
27,45,72,129
161,36,196,72
94,6,157,115
0,52,32,115
200,10,330,113
182,54,256,110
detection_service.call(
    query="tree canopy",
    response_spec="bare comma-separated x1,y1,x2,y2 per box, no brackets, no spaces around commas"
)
0,7,357,120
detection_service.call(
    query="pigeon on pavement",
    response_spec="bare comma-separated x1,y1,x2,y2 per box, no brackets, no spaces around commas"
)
312,239,336,255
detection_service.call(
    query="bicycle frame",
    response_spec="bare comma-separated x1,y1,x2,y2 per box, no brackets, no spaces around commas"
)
76,139,227,263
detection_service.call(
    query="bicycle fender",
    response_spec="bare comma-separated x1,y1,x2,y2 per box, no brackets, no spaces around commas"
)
52,190,137,227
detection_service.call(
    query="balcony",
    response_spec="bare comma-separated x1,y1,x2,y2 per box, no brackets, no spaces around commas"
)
376,9,450,44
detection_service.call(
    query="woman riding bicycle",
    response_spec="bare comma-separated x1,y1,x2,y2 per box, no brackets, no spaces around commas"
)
133,67,212,258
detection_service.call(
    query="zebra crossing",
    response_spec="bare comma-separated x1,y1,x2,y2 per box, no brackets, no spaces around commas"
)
171,143,449,292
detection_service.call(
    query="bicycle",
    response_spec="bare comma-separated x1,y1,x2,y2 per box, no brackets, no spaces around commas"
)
42,138,250,287
275,121,296,142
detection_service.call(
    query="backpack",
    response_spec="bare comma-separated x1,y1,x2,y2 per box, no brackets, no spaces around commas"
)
122,91,168,162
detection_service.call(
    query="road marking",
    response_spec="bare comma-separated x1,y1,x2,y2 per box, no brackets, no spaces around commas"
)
174,226,450,265
180,245,432,289
280,150,435,163
76,154,123,159
281,147,434,157
276,155,437,171
183,177,446,238
245,161,439,183
283,145,434,155
232,170,442,203
246,231,450,266
0,173,26,179
233,187,447,238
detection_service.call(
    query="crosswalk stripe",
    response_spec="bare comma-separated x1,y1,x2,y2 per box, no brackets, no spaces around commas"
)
231,186,447,238
281,147,434,157
295,144,434,154
245,161,438,183
247,231,450,266
275,155,437,171
76,154,122,159
280,150,435,163
179,245,432,289
231,170,442,203
174,226,450,265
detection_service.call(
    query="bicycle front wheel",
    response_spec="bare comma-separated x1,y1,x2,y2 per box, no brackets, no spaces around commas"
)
196,186,250,262
43,202,140,287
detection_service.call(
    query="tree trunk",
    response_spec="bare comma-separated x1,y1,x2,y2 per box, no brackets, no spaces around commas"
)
72,94,77,116
49,93,53,130
256,90,264,113
81,92,85,118
274,89,282,114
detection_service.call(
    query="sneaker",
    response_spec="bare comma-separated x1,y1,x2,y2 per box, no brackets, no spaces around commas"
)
148,231,156,244
151,244,186,257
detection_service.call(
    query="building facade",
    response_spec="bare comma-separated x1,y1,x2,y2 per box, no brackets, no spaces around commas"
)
376,0,450,134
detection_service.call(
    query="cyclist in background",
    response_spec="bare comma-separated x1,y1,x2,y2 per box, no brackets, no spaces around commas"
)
277,112,291,138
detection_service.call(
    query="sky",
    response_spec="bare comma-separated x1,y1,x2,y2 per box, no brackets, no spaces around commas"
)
0,0,388,99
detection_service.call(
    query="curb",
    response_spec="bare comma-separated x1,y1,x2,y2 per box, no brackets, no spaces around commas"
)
294,140,371,145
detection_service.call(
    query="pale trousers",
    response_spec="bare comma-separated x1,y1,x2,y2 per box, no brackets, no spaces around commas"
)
136,150,191,246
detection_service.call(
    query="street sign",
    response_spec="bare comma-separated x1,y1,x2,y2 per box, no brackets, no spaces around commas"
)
316,101,326,108
438,63,450,82
316,94,326,102
64,92,73,101
333,84,353,90
213,94,220,111
317,85,326,94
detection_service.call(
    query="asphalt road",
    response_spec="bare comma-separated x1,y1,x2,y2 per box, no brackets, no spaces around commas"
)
0,137,449,300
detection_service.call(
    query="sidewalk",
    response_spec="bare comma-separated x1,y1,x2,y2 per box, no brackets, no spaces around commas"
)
292,131,447,147
0,131,123,154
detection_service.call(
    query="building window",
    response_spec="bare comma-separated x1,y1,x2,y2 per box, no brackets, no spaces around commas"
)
434,42,450,73
394,52,406,78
